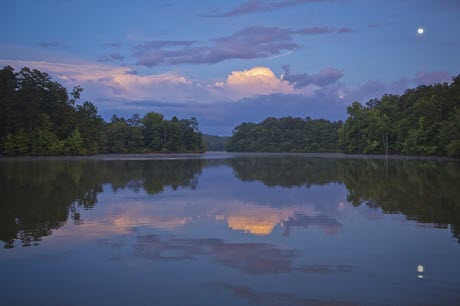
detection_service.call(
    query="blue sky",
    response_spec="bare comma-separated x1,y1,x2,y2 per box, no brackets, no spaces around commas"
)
1,0,459,135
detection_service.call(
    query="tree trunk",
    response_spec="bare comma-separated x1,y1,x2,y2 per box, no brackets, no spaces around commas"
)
385,133,389,155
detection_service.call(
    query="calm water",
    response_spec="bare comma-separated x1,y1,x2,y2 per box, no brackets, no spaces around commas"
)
1,153,460,306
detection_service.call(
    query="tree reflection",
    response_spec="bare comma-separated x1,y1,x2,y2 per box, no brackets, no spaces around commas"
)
229,156,460,242
1,156,459,248
0,159,204,248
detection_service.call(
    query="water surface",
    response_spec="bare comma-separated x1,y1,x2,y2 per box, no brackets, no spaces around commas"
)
1,153,459,305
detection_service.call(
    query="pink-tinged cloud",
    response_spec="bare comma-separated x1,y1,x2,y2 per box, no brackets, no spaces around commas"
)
0,60,294,103
414,71,451,85
98,53,125,62
215,67,294,100
340,70,453,103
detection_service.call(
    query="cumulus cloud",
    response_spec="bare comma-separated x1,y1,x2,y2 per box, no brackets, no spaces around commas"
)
133,26,353,67
203,0,333,17
214,66,294,100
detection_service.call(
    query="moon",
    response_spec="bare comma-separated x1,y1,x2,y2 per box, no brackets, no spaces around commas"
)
417,28,424,35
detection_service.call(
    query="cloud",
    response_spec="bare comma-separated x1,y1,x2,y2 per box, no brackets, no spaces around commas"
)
0,60,297,105
101,42,123,48
282,64,343,88
282,213,342,236
202,0,333,17
0,59,204,103
98,53,125,62
38,41,66,49
340,70,452,103
134,235,297,274
133,26,353,67
413,71,451,85
134,40,196,51
337,27,355,34
214,66,294,100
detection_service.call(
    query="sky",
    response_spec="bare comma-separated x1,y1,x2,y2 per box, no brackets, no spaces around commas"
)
1,0,459,135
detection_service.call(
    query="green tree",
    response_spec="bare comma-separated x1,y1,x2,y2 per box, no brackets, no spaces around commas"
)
65,128,86,155
30,114,63,155
142,112,164,151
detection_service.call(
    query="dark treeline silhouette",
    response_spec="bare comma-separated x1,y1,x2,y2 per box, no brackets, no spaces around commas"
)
226,117,341,153
1,157,459,248
226,76,460,156
0,66,206,156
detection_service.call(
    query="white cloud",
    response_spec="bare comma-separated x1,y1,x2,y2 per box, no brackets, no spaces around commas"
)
211,66,294,100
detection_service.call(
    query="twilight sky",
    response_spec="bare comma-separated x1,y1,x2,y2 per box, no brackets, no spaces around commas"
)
1,0,459,135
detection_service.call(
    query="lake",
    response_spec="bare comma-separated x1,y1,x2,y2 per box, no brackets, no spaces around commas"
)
1,153,459,306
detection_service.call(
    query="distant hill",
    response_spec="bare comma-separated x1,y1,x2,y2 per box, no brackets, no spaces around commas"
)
203,134,230,151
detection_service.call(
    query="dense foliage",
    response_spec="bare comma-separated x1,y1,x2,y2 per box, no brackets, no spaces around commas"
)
338,76,460,156
203,134,230,151
0,66,205,155
225,117,341,153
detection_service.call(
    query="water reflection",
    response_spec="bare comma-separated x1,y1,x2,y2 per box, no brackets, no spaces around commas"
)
0,159,204,248
1,156,459,249
134,234,297,275
207,282,360,306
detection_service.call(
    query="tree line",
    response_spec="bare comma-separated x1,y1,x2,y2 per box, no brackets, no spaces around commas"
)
226,75,460,157
0,66,206,155
338,76,460,156
226,117,341,153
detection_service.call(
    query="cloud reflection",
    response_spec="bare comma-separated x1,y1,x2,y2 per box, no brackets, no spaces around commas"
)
134,235,296,274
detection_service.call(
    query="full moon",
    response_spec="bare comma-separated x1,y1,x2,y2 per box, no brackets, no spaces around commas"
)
417,28,424,35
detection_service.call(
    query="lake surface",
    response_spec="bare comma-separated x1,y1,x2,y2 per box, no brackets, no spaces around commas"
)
1,153,459,306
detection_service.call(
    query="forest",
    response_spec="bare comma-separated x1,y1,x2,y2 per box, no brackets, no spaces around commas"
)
225,117,341,153
0,66,206,155
338,76,460,156
226,75,460,157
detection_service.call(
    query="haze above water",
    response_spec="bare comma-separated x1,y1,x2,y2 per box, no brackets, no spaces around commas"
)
1,153,459,305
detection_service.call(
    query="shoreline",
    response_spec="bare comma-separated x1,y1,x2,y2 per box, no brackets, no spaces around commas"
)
0,151,458,162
